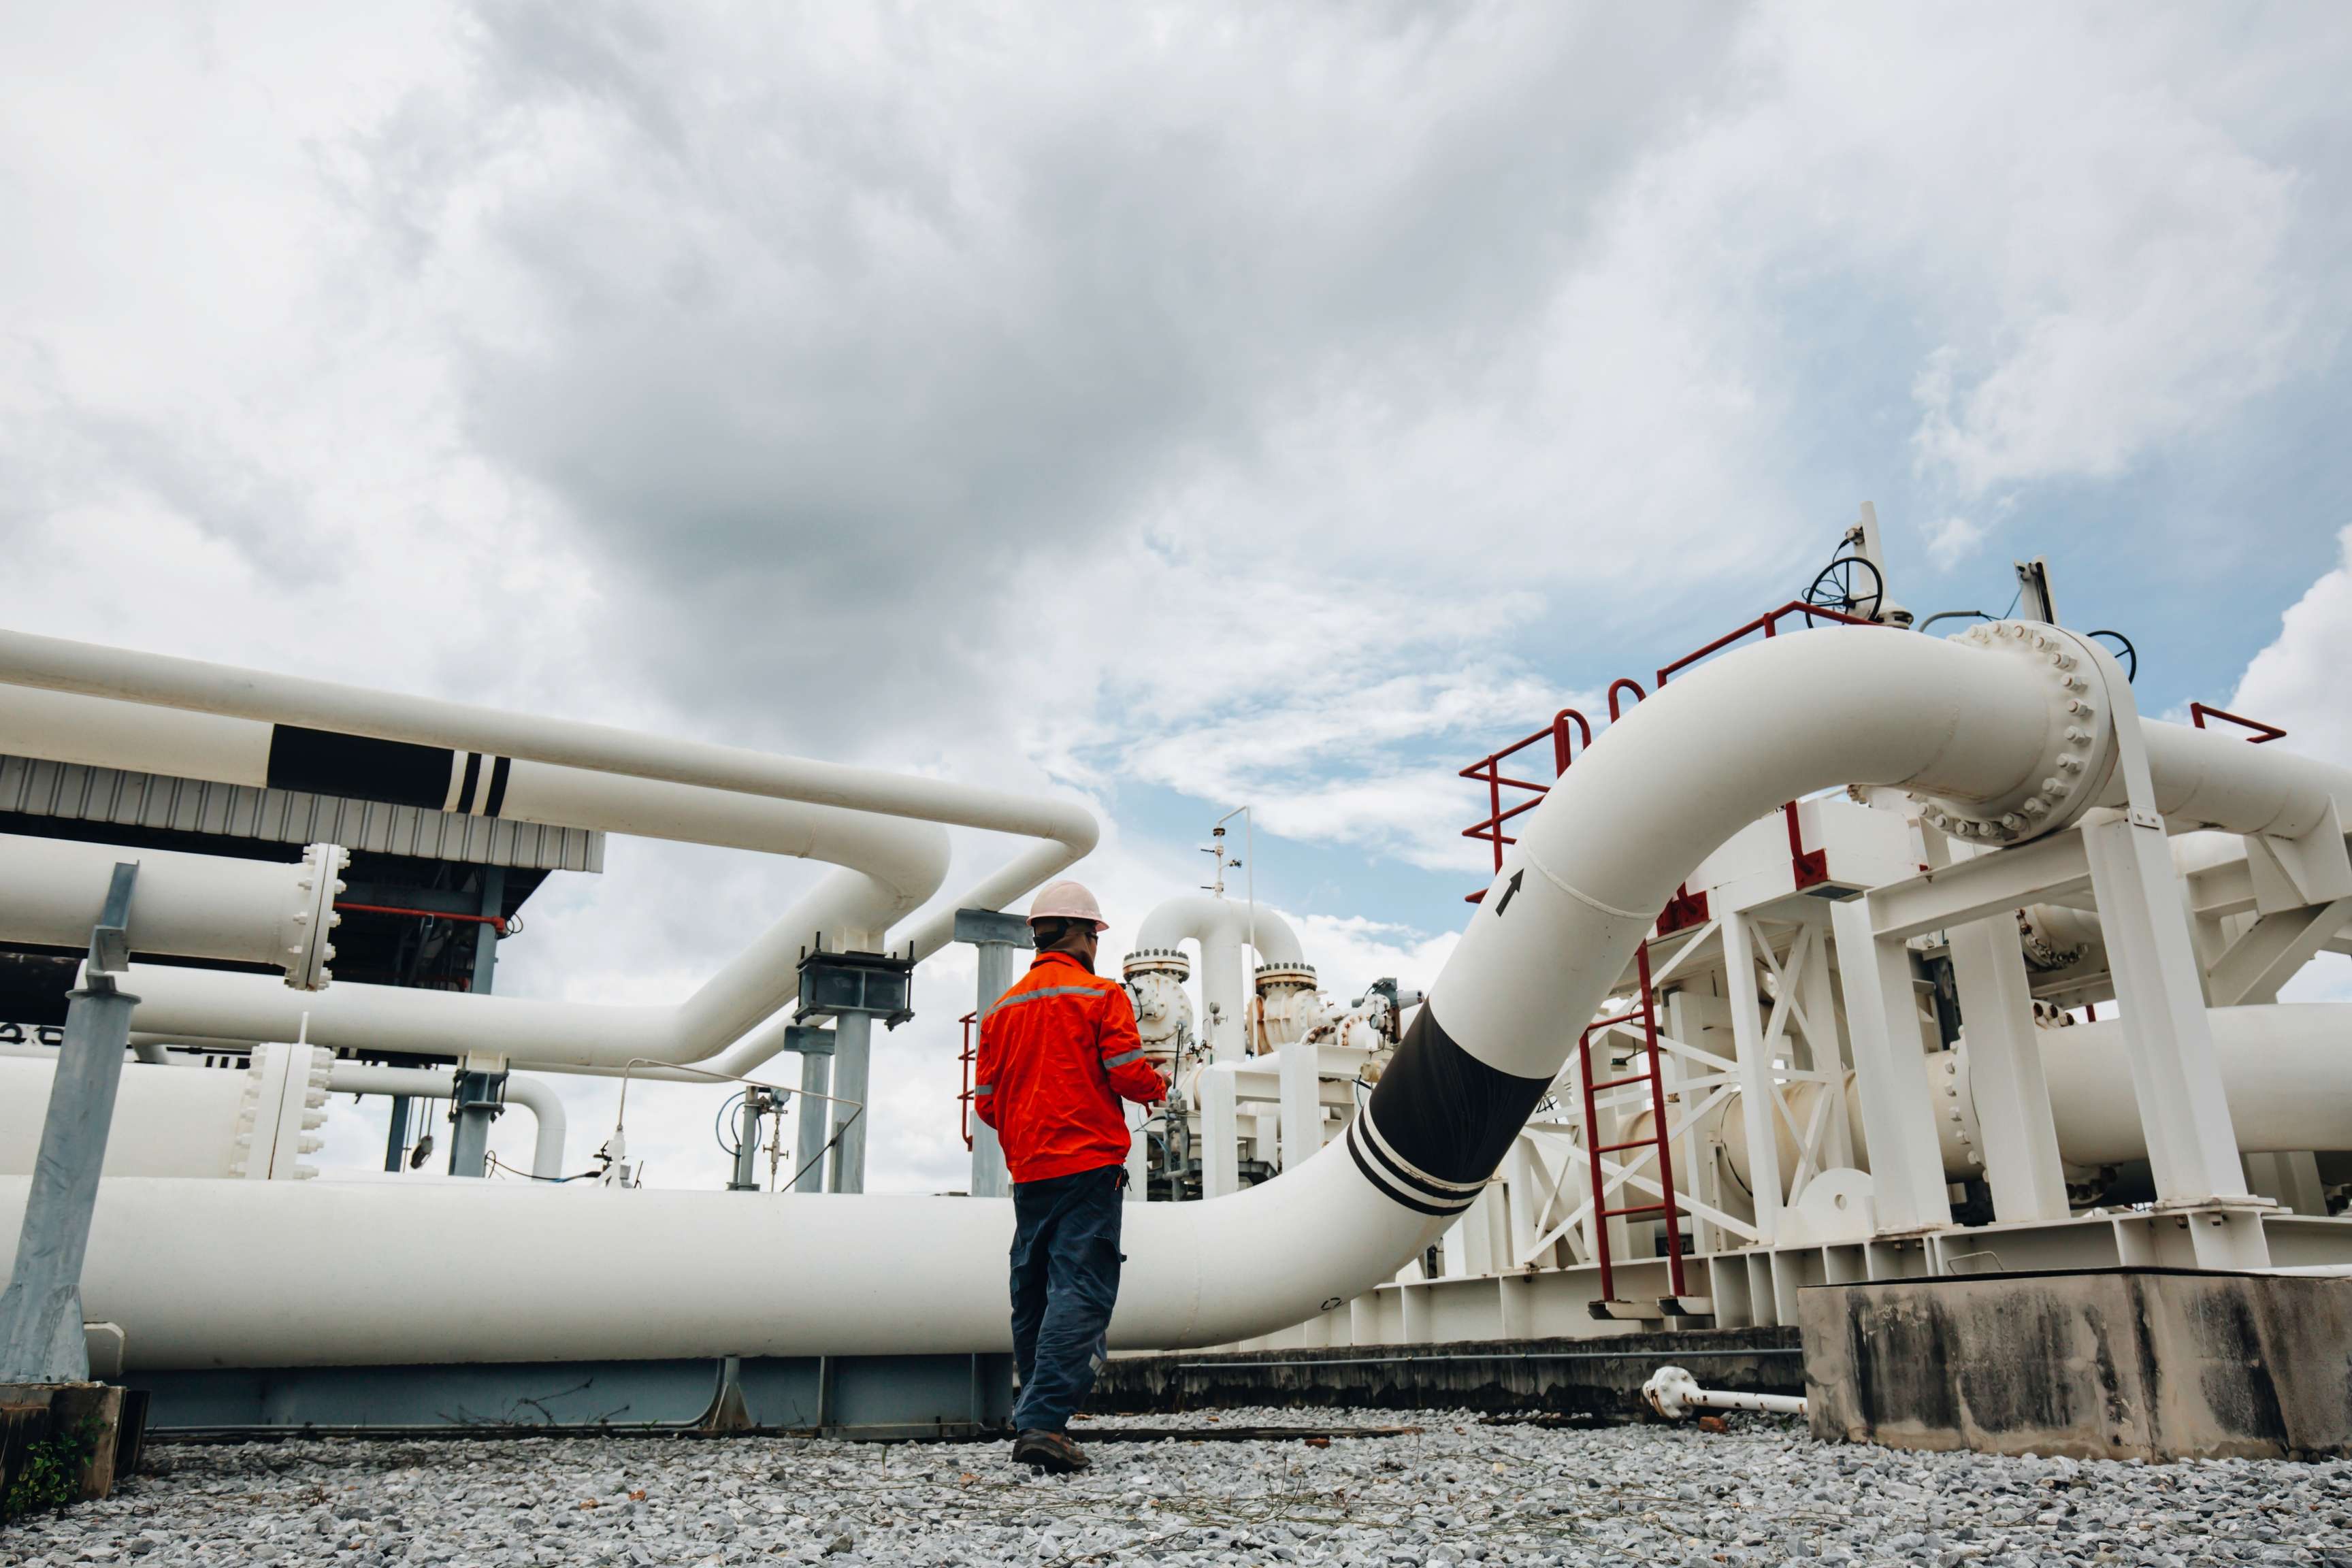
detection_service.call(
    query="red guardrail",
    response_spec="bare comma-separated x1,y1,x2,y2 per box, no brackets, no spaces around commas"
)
1460,600,1889,909
2189,702,2285,743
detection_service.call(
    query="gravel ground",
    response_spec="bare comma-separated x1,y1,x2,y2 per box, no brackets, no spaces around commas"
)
4,1409,2347,1567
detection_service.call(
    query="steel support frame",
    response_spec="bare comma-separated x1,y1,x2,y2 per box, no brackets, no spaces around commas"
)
827,1013,872,1196
1829,895,1952,1236
1946,915,2069,1222
0,862,140,1384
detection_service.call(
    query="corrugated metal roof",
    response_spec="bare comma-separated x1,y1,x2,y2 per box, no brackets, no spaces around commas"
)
0,754,603,872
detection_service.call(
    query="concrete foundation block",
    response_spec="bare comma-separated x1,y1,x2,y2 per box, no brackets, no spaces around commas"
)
0,1382,127,1502
1800,1267,2352,1460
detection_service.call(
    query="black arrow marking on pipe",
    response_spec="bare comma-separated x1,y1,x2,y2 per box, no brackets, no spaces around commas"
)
1492,869,1523,916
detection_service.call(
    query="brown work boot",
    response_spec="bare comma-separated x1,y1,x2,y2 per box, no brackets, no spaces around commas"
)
1011,1428,1091,1474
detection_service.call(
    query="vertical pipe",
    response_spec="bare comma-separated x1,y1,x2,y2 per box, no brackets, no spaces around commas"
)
446,1073,502,1177
793,1051,832,1194
729,1093,764,1192
0,983,141,1381
970,942,1017,1199
383,1094,410,1173
828,1013,872,1196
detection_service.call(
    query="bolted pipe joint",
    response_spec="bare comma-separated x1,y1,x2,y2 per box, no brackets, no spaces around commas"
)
1912,623,2123,847
282,842,349,991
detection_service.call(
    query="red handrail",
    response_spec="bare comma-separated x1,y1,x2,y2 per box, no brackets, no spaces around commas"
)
956,1009,979,1151
2189,702,2286,743
1458,599,1891,906
334,902,512,935
1460,709,1590,902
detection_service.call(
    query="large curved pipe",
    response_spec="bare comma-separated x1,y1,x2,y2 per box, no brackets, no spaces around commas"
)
14,625,2352,1367
1132,894,1305,1057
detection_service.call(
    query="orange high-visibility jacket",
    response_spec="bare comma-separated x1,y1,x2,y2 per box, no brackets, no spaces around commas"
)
973,949,1166,1184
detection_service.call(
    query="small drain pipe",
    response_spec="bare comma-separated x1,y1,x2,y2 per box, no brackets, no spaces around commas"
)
1644,1365,1809,1420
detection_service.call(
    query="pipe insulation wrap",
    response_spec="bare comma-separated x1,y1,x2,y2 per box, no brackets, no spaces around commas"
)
15,625,2352,1366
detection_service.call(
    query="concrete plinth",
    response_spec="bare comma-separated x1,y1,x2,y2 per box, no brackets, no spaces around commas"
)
0,1382,128,1503
1800,1267,2352,1460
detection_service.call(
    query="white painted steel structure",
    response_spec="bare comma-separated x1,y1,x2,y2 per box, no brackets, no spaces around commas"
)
5,612,2349,1368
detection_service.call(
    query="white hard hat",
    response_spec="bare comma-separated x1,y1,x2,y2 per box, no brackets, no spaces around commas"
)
1028,880,1108,932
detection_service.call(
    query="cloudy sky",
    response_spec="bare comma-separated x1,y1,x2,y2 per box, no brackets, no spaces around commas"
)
7,3,2349,1191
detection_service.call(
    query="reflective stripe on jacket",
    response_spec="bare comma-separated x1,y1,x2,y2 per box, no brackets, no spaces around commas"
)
972,949,1165,1185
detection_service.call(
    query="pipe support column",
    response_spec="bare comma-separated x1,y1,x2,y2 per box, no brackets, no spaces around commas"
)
1948,915,2068,1222
794,1049,832,1194
828,1014,872,1196
1829,896,1953,1235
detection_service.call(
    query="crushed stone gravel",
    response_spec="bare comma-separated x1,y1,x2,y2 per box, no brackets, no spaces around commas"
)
4,1407,2348,1566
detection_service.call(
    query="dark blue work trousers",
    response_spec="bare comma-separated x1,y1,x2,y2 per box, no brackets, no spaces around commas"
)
1009,1162,1125,1434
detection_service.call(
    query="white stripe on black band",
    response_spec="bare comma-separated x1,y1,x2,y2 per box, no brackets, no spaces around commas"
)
1358,1109,1486,1198
1345,1120,1478,1217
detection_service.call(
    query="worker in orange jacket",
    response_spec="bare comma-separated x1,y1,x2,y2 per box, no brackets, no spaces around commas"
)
972,880,1166,1473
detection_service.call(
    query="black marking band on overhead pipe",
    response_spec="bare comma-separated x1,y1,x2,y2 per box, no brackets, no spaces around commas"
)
484,755,512,818
456,751,483,813
266,725,457,811
1355,1004,1552,1215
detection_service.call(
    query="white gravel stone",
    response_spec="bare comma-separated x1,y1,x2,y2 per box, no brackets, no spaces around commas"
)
3,1409,2347,1567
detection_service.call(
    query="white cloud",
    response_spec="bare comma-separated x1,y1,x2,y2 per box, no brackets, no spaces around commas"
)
14,3,2352,1194
2233,523,2352,768
1921,514,1988,570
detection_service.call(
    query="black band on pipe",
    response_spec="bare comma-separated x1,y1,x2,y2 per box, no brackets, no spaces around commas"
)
484,755,512,818
1358,1004,1552,1209
1345,1121,1477,1217
267,725,457,811
456,751,483,813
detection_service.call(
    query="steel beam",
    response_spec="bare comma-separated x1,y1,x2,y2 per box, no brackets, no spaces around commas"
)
1829,896,1952,1235
1868,832,2091,944
2207,897,2352,1007
1947,916,2068,1222
828,1013,872,1195
0,863,140,1383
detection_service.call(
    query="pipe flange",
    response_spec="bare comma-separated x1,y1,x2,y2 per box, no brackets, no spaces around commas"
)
1254,961,1318,992
282,843,348,992
1122,947,1191,981
1910,622,2119,847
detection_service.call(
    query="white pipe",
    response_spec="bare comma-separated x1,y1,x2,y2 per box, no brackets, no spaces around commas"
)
0,833,338,982
2134,722,2352,839
0,633,1109,1068
1132,894,1304,1058
17,625,2352,1366
1644,1365,1807,1420
0,629,1093,885
1632,1003,2352,1208
2025,1005,2352,1165
326,1064,569,1179
0,1057,246,1180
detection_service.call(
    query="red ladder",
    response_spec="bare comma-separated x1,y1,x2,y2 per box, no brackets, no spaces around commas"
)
1575,941,1687,1303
